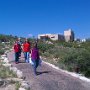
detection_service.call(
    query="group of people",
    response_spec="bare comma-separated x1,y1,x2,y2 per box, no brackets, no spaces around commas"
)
13,38,40,75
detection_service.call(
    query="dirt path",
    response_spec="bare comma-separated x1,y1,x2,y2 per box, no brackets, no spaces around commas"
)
7,51,90,90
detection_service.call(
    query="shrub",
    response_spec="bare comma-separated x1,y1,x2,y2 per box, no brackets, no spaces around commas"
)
15,81,21,90
84,68,90,77
0,49,5,55
0,64,17,78
38,42,54,53
38,40,90,77
59,48,90,76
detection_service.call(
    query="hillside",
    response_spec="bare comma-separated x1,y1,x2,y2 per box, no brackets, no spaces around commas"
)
0,34,90,77
37,40,90,77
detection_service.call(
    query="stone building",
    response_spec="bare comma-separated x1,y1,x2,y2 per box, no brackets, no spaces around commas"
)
64,29,74,42
38,29,75,42
38,34,64,41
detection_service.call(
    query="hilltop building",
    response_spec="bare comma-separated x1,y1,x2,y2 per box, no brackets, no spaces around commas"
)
38,29,75,42
64,29,74,42
38,34,64,41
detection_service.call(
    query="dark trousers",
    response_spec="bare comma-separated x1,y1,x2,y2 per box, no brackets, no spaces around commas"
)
32,59,39,74
15,52,19,62
19,50,21,57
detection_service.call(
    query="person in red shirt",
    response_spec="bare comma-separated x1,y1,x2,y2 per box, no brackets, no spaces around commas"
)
22,39,31,63
14,41,21,64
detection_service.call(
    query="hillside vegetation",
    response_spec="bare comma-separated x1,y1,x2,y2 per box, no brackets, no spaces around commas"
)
38,40,90,77
0,34,18,78
0,34,90,78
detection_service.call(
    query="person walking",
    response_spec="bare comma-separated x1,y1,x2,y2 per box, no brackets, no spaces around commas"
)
22,39,31,63
31,42,40,75
14,40,21,64
17,38,22,58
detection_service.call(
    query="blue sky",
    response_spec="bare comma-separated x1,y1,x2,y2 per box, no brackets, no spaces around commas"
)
0,0,90,39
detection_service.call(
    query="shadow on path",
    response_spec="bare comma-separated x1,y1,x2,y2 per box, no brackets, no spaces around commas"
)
36,71,51,75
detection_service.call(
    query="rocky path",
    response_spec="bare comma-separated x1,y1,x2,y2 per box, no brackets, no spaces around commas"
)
7,51,90,90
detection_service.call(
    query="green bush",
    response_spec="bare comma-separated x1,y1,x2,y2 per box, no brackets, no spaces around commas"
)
38,42,54,53
59,48,90,76
37,40,90,77
0,49,5,55
84,68,90,77
15,81,21,90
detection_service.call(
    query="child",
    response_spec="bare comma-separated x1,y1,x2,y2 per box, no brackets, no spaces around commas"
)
31,42,40,75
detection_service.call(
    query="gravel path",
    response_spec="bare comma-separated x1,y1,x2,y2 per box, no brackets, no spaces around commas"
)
7,51,90,90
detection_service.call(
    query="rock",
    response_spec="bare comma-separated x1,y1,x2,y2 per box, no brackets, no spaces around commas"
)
1,56,5,59
21,81,30,89
16,70,23,79
19,87,26,90
3,64,12,67
10,67,18,73
6,78,23,82
0,79,4,86
5,84,16,90
3,57,9,63
1,54,7,57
